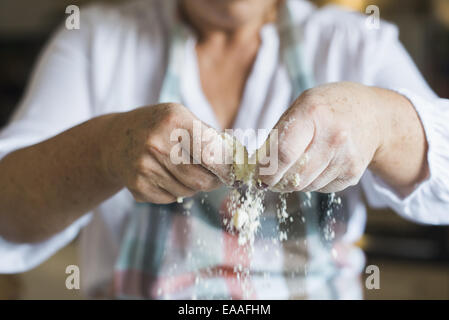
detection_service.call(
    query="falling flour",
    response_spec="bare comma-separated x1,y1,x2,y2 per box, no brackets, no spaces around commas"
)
220,132,311,247
165,132,342,299
220,132,342,247
220,133,264,246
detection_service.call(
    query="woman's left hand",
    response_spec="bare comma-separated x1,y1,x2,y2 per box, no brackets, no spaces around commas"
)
256,82,428,194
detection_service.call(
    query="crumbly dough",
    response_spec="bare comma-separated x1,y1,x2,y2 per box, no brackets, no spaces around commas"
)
220,133,265,245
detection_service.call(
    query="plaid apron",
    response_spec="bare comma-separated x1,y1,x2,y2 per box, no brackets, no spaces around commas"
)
113,3,354,300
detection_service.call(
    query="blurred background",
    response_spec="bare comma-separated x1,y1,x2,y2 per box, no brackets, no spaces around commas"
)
0,0,448,299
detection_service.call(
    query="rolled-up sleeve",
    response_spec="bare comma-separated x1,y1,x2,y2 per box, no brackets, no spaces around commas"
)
359,21,449,225
0,8,99,273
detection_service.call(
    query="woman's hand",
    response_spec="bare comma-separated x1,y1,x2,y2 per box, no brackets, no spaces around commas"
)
103,103,231,204
257,82,428,195
0,102,234,242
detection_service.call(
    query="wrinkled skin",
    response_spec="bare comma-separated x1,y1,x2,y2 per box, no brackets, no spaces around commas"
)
104,103,233,204
257,82,427,194
105,83,426,202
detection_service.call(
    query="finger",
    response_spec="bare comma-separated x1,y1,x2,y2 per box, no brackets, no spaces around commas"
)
139,155,196,198
134,189,176,204
197,130,235,185
158,149,222,191
172,111,234,184
301,159,341,192
272,142,334,192
316,165,364,193
174,164,222,191
315,177,357,193
256,107,315,187
153,164,196,198
130,180,177,204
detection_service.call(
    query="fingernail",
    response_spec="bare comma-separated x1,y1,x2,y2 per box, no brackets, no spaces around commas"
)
233,180,243,188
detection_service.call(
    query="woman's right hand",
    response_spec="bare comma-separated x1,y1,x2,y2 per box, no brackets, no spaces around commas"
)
102,103,231,204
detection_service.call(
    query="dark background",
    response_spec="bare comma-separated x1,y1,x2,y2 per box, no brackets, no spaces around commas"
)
0,0,448,299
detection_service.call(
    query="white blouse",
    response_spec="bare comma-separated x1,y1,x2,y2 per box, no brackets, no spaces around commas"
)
0,0,448,297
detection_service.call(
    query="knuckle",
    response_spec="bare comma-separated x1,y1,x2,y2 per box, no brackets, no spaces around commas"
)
129,175,147,193
133,157,148,174
278,147,296,166
300,92,325,114
299,88,318,105
307,105,330,129
304,102,320,118
348,174,362,186
145,133,157,148
342,160,363,184
345,167,357,179
330,128,349,146
146,136,166,156
163,110,179,126
161,103,185,123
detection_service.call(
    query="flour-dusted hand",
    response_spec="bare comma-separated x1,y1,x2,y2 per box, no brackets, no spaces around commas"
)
103,103,233,203
257,82,428,194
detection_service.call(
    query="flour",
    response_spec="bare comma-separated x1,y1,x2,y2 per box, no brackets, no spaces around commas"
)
279,231,288,242
321,192,342,241
279,116,296,140
183,199,194,210
193,132,341,298
219,132,255,183
220,133,265,246
221,132,300,246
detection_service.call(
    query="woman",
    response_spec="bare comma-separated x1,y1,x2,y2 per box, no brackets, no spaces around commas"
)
0,0,448,299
